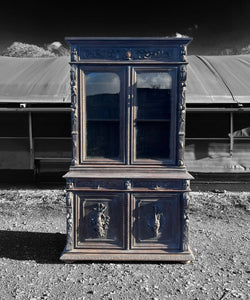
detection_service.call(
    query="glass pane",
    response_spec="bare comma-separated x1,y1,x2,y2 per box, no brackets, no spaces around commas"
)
85,72,120,159
87,121,120,158
135,72,172,160
136,72,172,120
136,122,170,159
86,73,120,119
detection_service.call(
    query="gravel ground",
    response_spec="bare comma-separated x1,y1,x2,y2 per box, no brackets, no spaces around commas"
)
0,187,249,300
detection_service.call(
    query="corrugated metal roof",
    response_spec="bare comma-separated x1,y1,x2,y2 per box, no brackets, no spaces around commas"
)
186,55,250,104
0,54,250,104
0,56,70,103
186,56,233,103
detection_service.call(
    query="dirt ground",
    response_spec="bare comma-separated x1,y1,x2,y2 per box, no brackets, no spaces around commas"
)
0,186,249,300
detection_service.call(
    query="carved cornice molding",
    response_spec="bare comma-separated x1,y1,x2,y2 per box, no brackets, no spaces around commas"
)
78,46,179,61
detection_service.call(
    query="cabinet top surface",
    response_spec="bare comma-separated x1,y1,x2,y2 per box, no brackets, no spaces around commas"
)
64,169,194,180
65,36,192,42
65,37,192,47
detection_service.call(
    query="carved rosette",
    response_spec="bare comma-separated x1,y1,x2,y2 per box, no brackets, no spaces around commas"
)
182,192,190,251
177,64,187,166
65,191,74,251
70,63,79,166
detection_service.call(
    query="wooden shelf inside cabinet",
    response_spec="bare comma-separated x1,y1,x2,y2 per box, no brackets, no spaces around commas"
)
136,118,171,121
87,119,120,122
61,37,193,263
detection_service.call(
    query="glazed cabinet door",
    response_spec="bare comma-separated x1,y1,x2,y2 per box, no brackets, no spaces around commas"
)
79,66,127,164
131,67,178,165
131,193,181,250
75,192,127,249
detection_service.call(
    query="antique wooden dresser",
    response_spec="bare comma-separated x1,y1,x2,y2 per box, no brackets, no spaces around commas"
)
60,37,194,262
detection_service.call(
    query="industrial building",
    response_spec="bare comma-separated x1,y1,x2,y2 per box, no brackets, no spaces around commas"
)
0,55,249,180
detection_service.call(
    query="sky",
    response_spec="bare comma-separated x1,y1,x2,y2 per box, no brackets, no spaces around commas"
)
1,1,250,55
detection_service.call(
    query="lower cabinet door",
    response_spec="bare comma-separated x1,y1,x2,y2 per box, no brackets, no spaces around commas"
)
131,193,181,250
75,192,126,249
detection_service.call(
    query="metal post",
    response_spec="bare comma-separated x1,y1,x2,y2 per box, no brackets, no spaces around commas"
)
28,112,34,169
230,112,234,157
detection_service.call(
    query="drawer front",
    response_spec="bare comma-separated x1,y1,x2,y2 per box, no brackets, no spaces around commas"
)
73,178,188,191
75,192,126,249
74,179,125,190
132,179,184,190
131,193,181,250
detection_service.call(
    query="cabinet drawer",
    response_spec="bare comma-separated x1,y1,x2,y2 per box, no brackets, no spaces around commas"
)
132,179,185,191
73,178,188,191
74,179,125,190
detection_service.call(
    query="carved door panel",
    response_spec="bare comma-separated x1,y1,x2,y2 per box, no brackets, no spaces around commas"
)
131,193,181,250
75,193,126,249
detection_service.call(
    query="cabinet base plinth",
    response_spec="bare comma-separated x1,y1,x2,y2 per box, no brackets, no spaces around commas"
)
60,248,194,263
